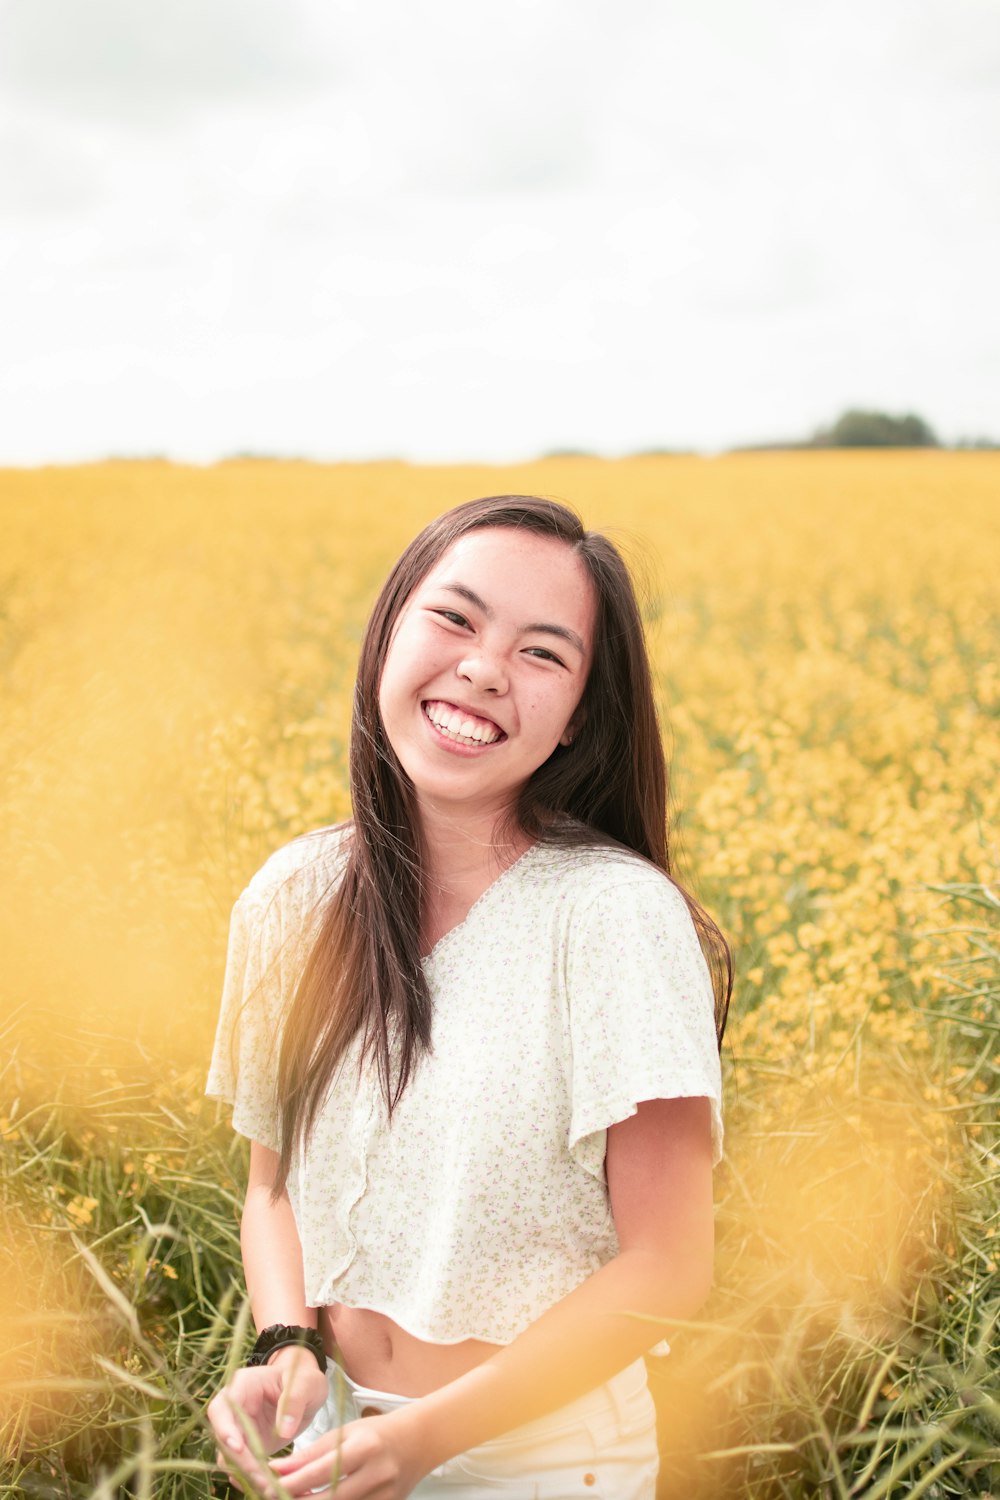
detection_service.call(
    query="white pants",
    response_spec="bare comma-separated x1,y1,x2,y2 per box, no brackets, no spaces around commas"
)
293,1357,659,1499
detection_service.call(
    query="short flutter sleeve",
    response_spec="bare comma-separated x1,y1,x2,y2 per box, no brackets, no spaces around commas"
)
565,872,724,1172
206,825,350,1151
206,885,289,1151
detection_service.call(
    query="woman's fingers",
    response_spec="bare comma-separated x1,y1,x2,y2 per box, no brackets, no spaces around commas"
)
207,1389,246,1453
214,1440,274,1498
274,1359,331,1442
215,1449,244,1493
270,1429,347,1479
207,1365,335,1500
213,1449,275,1498
269,1426,355,1496
209,1388,286,1496
270,1450,349,1497
271,1422,415,1500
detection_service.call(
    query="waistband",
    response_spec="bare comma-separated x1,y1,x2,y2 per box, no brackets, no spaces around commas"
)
327,1355,650,1450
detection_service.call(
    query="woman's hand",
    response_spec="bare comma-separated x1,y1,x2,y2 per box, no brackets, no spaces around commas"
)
268,1406,432,1499
208,1345,331,1493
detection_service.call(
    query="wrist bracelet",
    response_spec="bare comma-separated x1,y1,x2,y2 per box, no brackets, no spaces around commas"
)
246,1323,327,1373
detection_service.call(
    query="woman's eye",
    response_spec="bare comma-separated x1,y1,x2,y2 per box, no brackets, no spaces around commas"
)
433,609,469,628
525,647,566,666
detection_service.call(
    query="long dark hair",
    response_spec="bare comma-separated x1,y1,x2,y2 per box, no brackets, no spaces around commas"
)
274,495,732,1190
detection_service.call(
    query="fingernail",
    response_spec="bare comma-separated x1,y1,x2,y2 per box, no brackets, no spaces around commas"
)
279,1413,297,1436
228,1431,244,1451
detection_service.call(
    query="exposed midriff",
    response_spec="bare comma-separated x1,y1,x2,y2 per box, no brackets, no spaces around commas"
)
319,1302,502,1396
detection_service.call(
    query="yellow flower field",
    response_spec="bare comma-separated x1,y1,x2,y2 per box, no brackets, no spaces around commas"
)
1,454,997,1497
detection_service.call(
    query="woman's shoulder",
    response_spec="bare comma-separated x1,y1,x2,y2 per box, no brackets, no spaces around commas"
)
239,820,353,915
528,832,687,915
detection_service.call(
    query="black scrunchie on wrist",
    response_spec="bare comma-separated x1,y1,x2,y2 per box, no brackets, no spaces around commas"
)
246,1323,327,1373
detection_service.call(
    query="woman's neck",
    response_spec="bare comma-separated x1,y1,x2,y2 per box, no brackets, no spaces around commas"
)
416,803,531,906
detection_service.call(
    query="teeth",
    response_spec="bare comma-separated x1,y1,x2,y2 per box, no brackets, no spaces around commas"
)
424,702,501,746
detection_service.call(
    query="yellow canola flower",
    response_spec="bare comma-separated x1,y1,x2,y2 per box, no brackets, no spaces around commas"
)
66,1195,99,1227
0,452,996,1095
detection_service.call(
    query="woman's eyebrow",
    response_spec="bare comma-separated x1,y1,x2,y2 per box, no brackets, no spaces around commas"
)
437,582,587,657
438,582,493,617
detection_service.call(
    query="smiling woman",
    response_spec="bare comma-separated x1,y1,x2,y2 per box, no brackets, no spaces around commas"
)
378,528,595,831
205,494,732,1499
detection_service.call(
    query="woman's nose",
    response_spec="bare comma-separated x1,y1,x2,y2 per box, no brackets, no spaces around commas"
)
458,649,507,694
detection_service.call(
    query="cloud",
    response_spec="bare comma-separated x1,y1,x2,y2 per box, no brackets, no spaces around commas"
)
0,0,997,460
0,0,336,127
0,112,106,217
896,0,1000,91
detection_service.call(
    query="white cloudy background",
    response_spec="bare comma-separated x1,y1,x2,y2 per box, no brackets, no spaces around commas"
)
1,0,998,463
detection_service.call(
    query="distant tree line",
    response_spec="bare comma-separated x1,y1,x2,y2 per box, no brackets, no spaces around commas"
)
731,409,998,452
811,409,939,448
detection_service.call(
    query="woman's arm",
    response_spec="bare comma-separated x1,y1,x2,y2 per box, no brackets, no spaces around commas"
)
207,1142,330,1471
410,1094,714,1459
273,1094,714,1497
241,1140,316,1331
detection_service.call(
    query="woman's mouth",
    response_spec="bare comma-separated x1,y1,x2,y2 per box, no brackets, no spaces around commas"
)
422,700,506,747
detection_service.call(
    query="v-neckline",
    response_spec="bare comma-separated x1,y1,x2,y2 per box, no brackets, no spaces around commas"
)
420,841,540,966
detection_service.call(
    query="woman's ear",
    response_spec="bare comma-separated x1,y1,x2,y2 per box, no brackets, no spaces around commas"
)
560,705,585,747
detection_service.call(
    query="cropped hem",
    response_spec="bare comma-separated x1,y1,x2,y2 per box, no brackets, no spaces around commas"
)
309,1299,676,1356
308,1296,519,1348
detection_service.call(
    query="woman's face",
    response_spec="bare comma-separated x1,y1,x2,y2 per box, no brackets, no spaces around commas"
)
378,527,597,826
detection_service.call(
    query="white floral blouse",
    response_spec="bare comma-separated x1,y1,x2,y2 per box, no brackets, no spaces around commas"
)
206,823,724,1346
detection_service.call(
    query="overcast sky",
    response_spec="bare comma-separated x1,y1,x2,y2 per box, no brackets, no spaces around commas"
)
1,0,998,463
